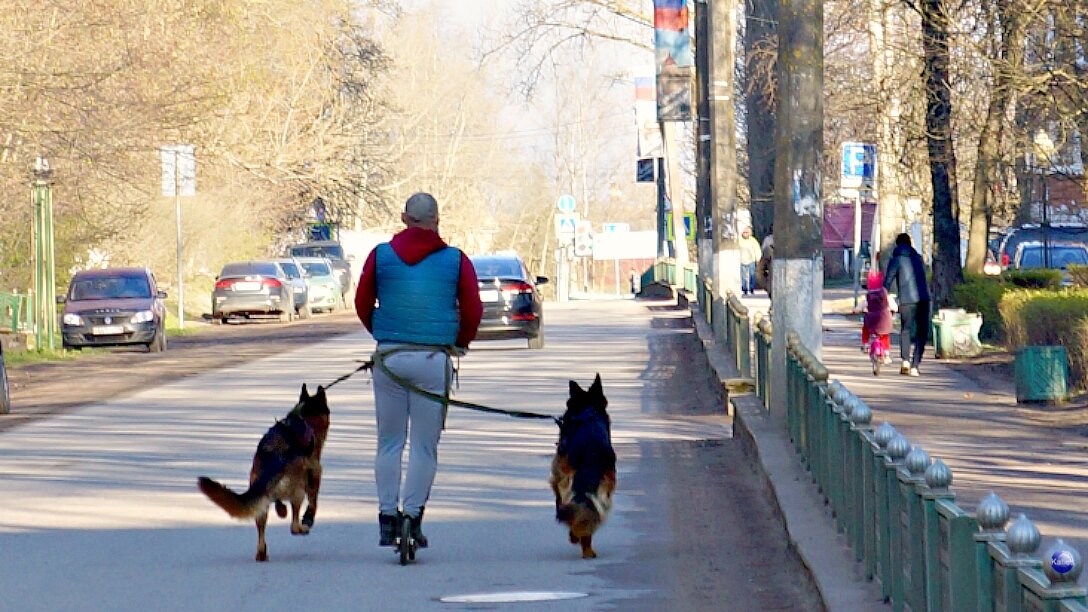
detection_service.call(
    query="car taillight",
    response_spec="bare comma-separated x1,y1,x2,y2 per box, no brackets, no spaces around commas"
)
500,281,533,297
262,278,283,289
215,279,233,290
511,313,537,321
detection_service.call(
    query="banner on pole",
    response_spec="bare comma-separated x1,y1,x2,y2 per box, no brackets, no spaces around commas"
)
635,75,663,157
653,0,693,121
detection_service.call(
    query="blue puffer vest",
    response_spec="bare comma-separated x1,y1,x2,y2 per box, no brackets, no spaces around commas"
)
371,243,461,346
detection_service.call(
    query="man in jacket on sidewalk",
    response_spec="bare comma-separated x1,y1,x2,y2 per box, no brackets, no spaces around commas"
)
883,233,930,377
354,192,483,548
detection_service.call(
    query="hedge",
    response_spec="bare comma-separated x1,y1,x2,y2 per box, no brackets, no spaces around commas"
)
999,289,1088,390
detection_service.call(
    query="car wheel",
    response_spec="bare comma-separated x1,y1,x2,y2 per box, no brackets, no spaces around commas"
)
528,333,545,350
148,327,166,353
0,350,9,415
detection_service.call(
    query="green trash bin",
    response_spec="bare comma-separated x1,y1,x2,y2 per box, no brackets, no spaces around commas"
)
1014,345,1069,404
931,308,983,359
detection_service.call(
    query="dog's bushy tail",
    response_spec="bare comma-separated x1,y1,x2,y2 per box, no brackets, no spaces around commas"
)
198,474,276,519
557,493,605,534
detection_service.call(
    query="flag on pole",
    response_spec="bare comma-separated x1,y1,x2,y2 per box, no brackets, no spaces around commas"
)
653,0,693,121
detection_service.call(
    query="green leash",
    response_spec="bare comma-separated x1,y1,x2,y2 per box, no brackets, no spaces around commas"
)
371,346,561,428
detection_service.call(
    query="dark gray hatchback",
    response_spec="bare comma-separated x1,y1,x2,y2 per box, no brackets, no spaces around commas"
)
59,267,168,352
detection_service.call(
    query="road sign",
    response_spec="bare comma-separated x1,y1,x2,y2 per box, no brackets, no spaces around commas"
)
557,194,576,213
602,222,630,233
841,142,876,190
161,145,196,197
636,158,655,182
665,213,696,238
555,214,578,238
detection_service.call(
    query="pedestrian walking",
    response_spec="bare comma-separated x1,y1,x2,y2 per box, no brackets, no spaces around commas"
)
757,226,774,299
354,192,483,549
882,233,930,377
738,227,762,296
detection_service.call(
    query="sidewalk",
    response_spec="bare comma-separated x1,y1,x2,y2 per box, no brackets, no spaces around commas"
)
737,287,1088,588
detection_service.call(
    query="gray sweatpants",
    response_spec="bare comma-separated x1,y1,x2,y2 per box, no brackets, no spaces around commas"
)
372,346,451,518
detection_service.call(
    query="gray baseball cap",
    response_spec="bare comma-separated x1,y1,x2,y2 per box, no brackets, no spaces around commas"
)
404,192,439,222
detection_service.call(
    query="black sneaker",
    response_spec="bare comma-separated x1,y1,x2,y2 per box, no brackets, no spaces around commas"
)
378,513,397,547
409,507,428,548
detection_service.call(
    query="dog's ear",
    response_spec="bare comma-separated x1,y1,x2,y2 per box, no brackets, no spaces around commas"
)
569,380,584,397
300,384,310,400
315,385,326,398
589,374,608,410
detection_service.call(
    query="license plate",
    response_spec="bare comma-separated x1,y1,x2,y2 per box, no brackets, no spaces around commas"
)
233,281,261,291
91,325,125,335
479,289,499,303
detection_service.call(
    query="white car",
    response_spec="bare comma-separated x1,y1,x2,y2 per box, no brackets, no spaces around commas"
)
295,257,343,313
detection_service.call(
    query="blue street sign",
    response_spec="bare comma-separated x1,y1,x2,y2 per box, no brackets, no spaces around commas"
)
841,142,876,188
557,195,576,213
555,214,577,236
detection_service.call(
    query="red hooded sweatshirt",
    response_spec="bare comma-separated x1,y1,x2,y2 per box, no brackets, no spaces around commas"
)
354,227,483,348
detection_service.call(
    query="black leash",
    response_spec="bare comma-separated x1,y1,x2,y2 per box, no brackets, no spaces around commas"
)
323,361,374,390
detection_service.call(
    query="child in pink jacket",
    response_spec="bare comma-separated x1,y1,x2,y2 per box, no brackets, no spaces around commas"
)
862,268,893,359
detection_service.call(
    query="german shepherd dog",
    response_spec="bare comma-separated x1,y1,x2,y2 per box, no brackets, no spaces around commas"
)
198,384,330,562
550,374,616,559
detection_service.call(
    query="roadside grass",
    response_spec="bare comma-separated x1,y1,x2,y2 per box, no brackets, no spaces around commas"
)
3,345,90,366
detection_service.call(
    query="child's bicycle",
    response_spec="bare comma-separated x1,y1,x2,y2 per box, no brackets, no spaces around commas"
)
869,335,889,376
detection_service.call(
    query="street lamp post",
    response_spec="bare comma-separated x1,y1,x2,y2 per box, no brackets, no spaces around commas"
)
32,157,57,351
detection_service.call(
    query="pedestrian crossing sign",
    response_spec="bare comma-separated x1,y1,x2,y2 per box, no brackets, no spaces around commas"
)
555,214,577,237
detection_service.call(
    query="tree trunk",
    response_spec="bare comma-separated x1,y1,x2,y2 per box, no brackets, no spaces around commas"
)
921,0,963,306
965,0,1025,275
868,0,904,262
744,0,778,242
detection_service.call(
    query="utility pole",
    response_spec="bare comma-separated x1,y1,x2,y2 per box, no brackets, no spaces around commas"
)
707,0,740,301
771,0,824,423
32,157,56,352
694,0,713,280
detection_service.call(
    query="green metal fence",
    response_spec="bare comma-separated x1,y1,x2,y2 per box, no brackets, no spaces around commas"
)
723,292,751,378
0,291,33,334
642,259,697,294
779,333,1088,610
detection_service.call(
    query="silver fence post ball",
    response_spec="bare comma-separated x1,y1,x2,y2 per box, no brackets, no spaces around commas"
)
1007,513,1041,557
842,395,857,417
925,458,953,490
851,401,873,425
873,422,896,448
887,434,911,462
1043,539,1083,583
905,446,931,476
977,491,1010,533
828,380,843,402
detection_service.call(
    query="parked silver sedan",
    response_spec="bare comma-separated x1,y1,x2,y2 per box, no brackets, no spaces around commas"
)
273,258,312,319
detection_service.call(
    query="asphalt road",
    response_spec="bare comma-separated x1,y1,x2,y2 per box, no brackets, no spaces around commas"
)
0,300,822,611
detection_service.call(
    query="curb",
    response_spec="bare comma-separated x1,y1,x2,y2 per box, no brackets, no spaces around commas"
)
688,300,887,611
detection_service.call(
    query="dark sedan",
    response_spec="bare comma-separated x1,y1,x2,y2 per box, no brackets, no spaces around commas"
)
59,267,168,352
470,253,548,349
211,261,295,324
